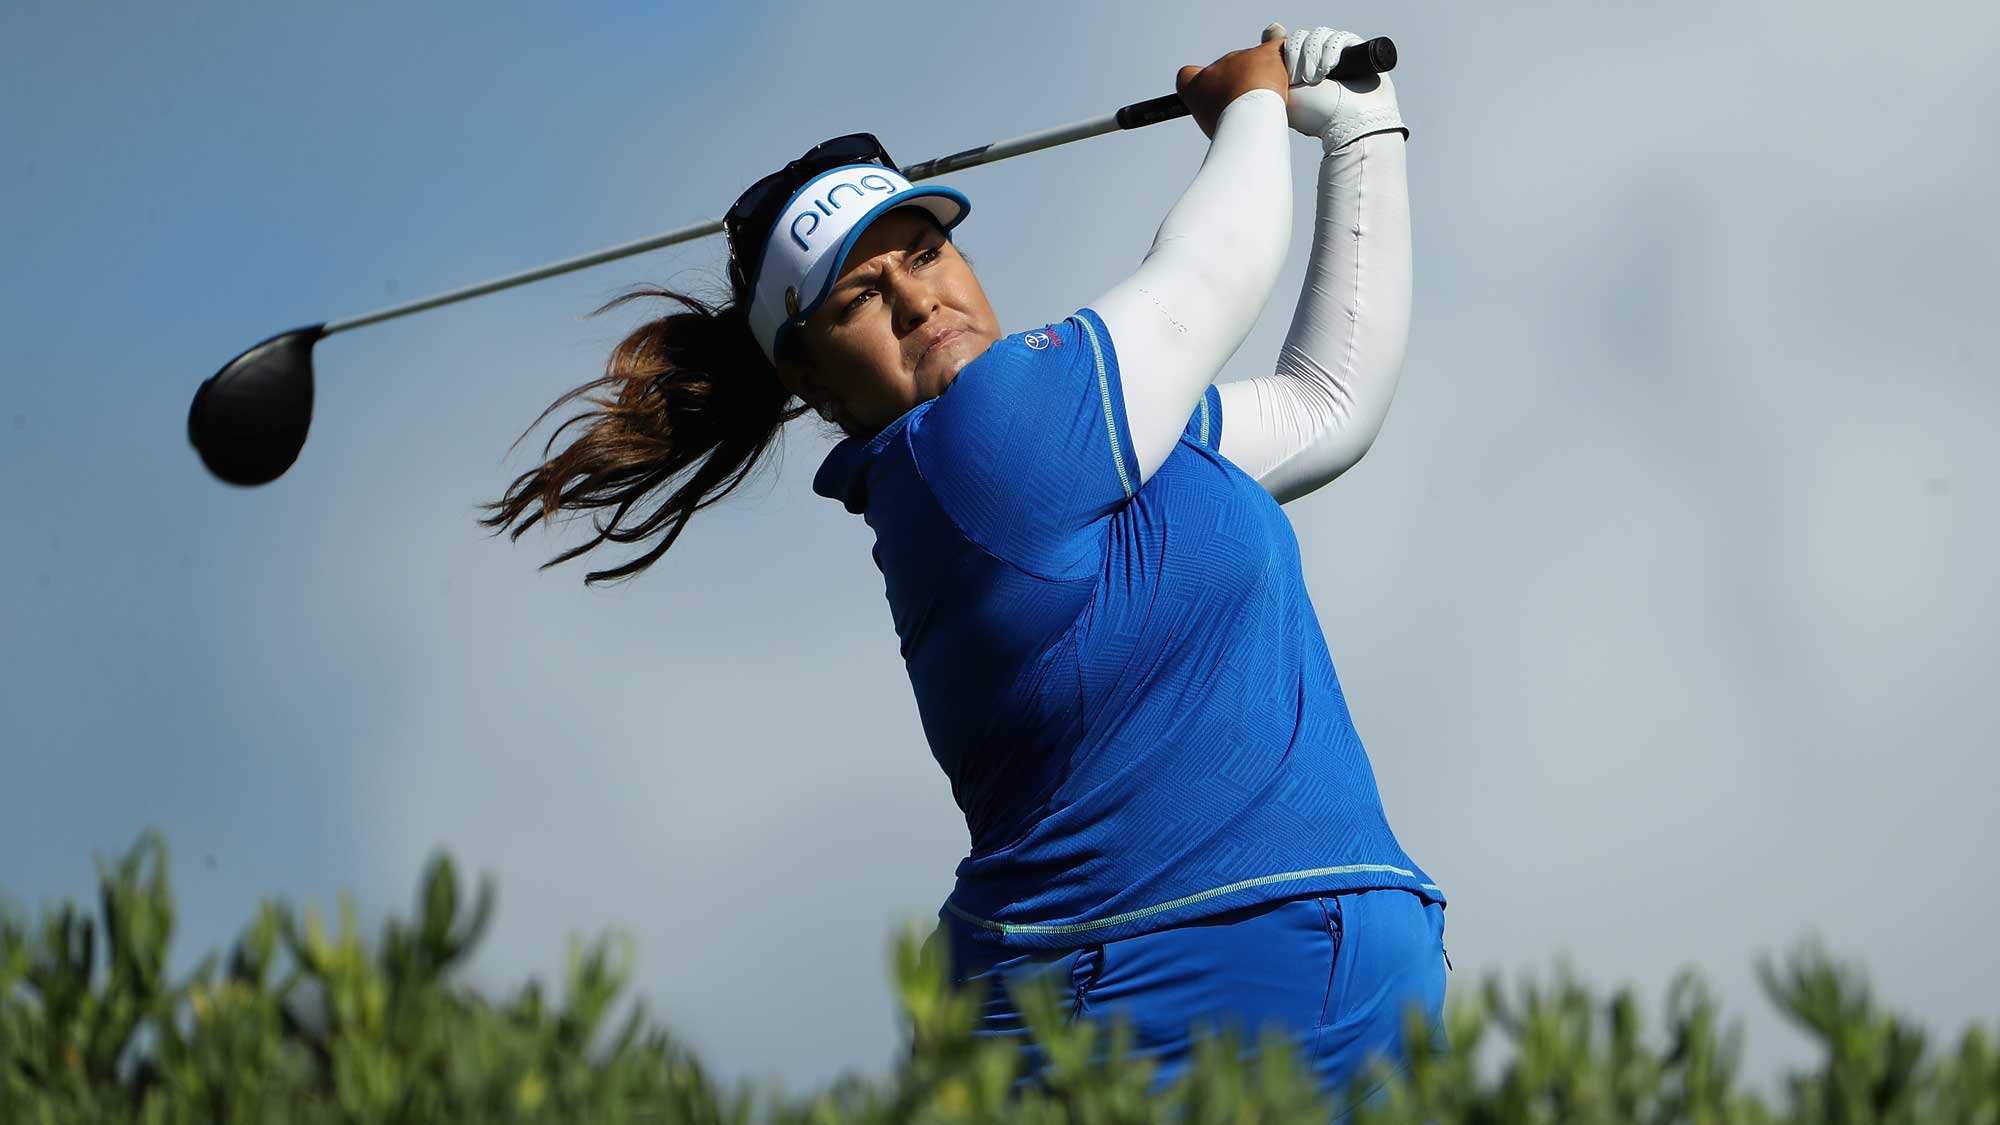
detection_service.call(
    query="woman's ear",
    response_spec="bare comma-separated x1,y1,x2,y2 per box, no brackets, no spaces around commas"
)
774,350,827,416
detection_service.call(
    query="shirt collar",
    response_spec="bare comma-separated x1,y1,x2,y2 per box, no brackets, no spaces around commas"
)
811,402,928,514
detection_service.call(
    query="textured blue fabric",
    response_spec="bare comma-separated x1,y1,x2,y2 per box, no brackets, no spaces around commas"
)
929,889,1447,1108
813,307,1440,953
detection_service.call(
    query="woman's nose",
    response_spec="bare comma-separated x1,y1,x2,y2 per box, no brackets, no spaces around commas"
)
891,280,937,334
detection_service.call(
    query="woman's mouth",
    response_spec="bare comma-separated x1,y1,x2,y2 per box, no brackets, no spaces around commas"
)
921,330,961,360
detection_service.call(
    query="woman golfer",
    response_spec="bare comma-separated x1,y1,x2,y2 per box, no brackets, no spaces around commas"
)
484,22,1444,1103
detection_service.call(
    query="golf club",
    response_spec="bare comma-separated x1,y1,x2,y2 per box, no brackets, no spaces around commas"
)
187,37,1396,487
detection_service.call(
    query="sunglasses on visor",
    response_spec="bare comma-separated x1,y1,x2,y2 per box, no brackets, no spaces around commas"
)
725,132,899,298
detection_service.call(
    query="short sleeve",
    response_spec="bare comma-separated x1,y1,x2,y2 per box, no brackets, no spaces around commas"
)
1182,384,1223,451
908,308,1137,578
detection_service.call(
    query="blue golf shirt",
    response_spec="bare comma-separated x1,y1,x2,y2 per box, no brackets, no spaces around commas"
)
813,308,1441,952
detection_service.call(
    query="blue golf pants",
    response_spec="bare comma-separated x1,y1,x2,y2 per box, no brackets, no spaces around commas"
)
934,889,1447,1109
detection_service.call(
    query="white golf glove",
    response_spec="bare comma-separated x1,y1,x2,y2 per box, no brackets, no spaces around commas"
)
1261,22,1407,154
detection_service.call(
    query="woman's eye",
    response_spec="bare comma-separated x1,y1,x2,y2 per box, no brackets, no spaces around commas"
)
843,291,873,317
917,247,941,265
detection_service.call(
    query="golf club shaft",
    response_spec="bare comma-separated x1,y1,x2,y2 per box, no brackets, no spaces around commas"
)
323,36,1395,338
898,36,1392,180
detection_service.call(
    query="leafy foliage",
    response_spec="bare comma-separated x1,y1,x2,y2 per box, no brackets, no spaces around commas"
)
1,831,1994,1122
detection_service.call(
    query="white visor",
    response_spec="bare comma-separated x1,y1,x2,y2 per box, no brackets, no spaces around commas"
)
742,164,971,366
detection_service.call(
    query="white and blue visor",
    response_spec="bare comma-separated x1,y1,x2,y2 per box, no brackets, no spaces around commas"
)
742,164,970,366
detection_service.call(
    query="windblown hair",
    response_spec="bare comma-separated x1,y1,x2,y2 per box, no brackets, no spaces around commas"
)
479,287,808,585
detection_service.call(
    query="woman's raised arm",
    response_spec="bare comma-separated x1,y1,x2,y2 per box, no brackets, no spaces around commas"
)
1213,27,1412,504
1089,48,1294,487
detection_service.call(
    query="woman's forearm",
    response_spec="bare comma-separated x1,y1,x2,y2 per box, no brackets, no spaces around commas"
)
1217,130,1411,504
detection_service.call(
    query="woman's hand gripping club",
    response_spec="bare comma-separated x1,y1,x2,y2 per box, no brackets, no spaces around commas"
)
1174,33,1291,138
1267,22,1408,152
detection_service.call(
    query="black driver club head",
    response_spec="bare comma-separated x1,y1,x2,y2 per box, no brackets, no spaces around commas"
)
187,325,324,486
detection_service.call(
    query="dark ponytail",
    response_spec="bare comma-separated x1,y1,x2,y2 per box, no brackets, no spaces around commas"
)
478,287,807,585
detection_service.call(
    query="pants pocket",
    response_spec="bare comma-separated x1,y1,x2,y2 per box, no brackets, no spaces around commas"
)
1310,890,1450,1086
1314,895,1346,1028
1067,944,1105,1021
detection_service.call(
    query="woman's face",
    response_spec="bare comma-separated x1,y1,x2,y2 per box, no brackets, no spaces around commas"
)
775,207,1002,435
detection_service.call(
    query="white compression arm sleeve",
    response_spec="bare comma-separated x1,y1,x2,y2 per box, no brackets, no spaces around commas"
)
1215,131,1412,504
1089,89,1292,485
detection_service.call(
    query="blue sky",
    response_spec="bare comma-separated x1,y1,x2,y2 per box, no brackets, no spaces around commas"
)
4,0,1996,1094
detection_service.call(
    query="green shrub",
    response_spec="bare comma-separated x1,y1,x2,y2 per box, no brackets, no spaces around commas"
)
1,831,1994,1123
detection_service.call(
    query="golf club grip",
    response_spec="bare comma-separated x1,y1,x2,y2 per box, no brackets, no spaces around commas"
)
1115,36,1396,130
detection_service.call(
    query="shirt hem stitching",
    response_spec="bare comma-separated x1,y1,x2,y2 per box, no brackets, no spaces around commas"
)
945,864,1443,936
